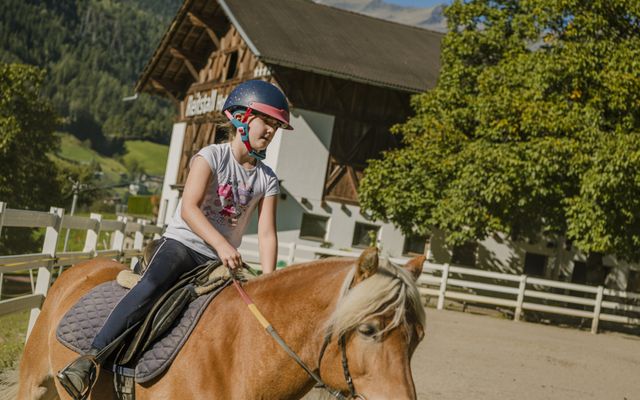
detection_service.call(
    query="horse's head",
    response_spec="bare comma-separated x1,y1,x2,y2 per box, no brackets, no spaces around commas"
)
319,247,426,400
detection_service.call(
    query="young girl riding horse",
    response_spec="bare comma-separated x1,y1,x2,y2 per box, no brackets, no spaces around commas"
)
57,80,293,399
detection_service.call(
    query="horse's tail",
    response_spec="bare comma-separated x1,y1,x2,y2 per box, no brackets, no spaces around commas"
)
0,366,20,400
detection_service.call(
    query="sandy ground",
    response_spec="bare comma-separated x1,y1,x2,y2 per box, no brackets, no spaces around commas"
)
305,308,640,400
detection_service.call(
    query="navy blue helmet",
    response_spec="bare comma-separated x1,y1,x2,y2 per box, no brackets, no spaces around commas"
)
223,80,292,130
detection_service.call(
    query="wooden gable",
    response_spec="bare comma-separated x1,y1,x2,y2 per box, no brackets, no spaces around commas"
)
174,25,277,186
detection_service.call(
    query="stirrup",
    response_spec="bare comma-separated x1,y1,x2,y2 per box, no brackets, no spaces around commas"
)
56,355,99,400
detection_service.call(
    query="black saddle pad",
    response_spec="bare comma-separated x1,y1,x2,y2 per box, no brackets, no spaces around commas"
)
56,280,227,383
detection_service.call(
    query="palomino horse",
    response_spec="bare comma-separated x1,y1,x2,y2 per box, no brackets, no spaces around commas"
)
15,247,426,399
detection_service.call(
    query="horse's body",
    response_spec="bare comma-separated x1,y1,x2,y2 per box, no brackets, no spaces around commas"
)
16,249,425,400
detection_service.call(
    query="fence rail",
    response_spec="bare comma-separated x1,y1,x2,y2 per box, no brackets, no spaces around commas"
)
0,203,161,337
1,203,639,340
413,261,640,333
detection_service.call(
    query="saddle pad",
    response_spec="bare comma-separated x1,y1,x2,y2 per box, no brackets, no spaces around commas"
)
56,280,226,382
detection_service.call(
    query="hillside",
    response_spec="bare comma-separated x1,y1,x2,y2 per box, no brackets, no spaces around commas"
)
0,0,181,151
57,133,168,188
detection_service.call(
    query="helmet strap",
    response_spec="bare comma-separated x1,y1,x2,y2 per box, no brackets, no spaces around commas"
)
225,108,266,161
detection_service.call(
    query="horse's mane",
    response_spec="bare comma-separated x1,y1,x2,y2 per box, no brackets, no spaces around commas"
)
325,260,425,339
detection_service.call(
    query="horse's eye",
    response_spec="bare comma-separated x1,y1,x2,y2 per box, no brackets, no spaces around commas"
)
357,323,378,338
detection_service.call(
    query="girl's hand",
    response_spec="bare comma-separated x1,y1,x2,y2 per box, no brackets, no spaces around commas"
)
217,242,243,270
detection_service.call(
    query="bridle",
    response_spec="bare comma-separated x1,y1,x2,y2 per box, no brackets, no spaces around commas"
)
317,332,366,399
229,266,366,400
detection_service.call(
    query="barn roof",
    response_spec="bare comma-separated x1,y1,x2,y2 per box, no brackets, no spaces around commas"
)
136,0,442,96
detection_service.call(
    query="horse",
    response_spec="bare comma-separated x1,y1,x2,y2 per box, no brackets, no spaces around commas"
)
13,247,426,399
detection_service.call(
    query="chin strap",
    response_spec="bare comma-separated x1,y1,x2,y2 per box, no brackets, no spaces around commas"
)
224,108,266,160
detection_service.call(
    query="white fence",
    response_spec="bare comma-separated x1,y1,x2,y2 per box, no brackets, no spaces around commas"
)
417,263,640,333
1,203,639,338
238,237,640,334
0,202,162,337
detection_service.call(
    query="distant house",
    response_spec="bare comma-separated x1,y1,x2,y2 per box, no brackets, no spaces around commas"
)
135,0,442,257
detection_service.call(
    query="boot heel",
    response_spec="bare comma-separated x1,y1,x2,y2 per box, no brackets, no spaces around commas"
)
57,355,99,400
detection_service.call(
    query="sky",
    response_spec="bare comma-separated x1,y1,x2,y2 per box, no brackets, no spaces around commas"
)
385,0,452,7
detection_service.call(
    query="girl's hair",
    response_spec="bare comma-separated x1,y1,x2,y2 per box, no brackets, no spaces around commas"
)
215,121,236,143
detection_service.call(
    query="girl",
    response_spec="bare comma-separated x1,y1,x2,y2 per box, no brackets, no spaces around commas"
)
57,80,293,399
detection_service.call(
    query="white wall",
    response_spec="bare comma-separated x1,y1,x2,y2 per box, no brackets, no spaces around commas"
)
263,108,334,200
157,122,186,227
245,107,409,259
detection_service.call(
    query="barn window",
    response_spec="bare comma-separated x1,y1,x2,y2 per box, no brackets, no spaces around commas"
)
451,242,477,267
524,253,547,277
352,222,380,248
226,51,239,80
299,213,329,241
403,234,428,256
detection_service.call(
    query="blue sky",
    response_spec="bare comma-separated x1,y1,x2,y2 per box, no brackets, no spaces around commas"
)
385,0,452,7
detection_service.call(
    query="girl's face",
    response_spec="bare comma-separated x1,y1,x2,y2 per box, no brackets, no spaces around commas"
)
245,113,284,150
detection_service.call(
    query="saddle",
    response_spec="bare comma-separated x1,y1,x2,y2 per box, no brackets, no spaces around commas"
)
56,260,251,400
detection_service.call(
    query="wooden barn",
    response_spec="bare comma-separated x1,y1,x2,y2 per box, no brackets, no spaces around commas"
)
135,0,442,257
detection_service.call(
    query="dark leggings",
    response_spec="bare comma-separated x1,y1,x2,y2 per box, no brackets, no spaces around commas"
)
91,237,213,350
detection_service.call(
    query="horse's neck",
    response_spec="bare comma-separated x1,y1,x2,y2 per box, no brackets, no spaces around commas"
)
247,258,353,330
244,259,353,370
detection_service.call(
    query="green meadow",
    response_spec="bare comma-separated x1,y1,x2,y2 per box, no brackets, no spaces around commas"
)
57,134,168,182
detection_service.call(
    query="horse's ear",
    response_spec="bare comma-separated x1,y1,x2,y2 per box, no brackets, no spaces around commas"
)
403,255,425,281
353,247,379,285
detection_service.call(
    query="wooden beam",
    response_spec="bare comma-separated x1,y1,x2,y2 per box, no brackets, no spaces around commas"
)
187,11,220,48
149,78,179,103
169,47,200,81
324,162,346,193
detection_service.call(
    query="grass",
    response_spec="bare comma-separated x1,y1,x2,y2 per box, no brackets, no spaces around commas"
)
57,134,169,182
57,133,128,182
123,140,169,176
0,311,28,372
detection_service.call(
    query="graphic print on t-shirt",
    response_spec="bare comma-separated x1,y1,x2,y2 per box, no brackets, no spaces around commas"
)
202,178,254,227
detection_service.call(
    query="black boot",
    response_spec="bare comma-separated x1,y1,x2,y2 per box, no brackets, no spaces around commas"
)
57,348,100,400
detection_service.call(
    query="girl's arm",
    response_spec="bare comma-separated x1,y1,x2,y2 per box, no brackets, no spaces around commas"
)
181,156,243,269
257,195,278,274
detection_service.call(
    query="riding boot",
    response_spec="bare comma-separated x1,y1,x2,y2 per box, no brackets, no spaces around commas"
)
56,348,100,400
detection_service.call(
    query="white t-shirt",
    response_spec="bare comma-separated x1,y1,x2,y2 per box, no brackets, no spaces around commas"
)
164,143,279,258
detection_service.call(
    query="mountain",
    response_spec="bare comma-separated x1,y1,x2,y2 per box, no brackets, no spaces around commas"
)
0,0,182,153
315,0,448,32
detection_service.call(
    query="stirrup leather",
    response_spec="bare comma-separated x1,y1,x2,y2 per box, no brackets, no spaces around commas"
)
56,355,99,400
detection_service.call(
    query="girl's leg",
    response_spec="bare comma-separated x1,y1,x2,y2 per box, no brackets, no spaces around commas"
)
92,238,205,350
58,238,213,398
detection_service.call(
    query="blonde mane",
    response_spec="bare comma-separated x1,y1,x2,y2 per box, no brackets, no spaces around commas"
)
326,260,425,338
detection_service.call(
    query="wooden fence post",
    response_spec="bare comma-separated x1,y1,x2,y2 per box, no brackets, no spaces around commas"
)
287,242,296,266
130,220,146,269
437,263,450,310
83,213,102,255
0,202,5,299
591,286,604,334
111,216,127,261
514,275,528,321
0,201,6,237
27,207,64,338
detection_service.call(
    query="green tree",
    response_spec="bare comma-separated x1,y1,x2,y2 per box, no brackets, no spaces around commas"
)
0,63,64,253
359,0,640,283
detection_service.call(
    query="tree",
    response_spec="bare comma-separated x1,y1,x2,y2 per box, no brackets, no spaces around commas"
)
0,63,64,253
359,0,640,282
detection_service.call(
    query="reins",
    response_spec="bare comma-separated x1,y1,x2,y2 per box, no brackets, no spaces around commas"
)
228,266,362,400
